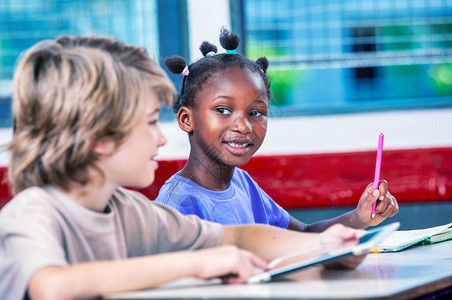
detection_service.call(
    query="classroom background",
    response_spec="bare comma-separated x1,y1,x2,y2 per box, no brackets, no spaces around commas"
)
1,0,451,229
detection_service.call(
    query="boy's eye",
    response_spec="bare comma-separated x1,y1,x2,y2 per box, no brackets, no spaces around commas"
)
216,107,232,115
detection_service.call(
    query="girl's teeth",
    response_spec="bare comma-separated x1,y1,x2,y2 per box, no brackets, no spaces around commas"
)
228,142,247,148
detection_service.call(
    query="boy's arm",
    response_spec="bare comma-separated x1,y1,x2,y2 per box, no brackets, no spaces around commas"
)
28,246,267,300
222,223,361,263
28,224,363,299
222,224,321,262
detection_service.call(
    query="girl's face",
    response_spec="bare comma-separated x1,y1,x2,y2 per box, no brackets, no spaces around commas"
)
190,67,269,167
98,91,167,188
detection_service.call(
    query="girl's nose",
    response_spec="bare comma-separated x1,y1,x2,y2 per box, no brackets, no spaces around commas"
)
231,114,252,134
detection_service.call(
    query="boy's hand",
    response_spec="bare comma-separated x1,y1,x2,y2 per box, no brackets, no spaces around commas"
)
354,180,399,228
319,224,366,269
319,223,361,252
193,245,269,284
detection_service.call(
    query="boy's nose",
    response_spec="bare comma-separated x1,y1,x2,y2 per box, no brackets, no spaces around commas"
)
157,125,167,147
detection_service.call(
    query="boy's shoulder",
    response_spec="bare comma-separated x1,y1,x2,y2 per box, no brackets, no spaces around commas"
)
0,186,150,220
1,186,55,214
112,186,156,209
0,186,62,233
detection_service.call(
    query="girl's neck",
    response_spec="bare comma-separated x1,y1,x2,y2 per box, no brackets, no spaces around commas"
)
179,155,235,191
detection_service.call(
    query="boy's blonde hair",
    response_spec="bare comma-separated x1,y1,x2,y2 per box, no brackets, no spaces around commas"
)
8,35,175,194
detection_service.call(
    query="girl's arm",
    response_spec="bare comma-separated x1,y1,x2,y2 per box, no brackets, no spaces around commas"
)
288,213,356,233
28,246,267,300
288,180,398,232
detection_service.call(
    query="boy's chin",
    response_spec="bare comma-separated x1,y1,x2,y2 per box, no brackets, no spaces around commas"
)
126,177,155,189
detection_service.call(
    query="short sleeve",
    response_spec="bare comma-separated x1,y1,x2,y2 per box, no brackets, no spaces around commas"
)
256,186,291,228
113,188,225,256
155,179,213,218
236,169,291,229
0,190,68,300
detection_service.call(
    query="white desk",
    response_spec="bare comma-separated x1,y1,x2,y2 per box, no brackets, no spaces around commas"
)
105,240,452,299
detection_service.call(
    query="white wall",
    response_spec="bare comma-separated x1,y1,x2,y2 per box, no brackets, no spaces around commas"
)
157,108,452,159
186,0,231,62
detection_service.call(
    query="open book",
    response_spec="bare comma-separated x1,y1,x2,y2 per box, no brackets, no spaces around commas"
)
373,222,452,252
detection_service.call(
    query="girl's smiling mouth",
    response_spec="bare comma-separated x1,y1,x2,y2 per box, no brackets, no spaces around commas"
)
223,138,254,155
227,142,249,148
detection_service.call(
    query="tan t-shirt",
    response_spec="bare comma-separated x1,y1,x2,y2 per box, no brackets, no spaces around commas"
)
0,185,224,299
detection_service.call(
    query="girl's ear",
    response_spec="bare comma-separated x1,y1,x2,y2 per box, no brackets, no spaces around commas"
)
93,137,116,156
177,106,194,133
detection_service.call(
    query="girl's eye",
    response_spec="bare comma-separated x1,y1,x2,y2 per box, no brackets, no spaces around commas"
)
148,120,158,126
216,107,232,115
250,110,265,117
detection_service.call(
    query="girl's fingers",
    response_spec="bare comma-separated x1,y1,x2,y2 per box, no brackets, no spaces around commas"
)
375,191,399,218
378,180,389,201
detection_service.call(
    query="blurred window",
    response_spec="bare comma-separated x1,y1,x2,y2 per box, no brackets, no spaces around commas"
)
0,0,159,127
243,0,452,116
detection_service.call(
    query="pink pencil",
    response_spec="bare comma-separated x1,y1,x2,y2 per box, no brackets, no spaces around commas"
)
372,133,384,219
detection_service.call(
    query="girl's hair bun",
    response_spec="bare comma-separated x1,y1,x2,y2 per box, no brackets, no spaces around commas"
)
219,27,240,51
256,57,269,73
200,41,218,57
163,55,187,74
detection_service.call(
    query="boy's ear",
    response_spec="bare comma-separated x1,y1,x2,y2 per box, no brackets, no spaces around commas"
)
93,138,116,156
177,106,194,133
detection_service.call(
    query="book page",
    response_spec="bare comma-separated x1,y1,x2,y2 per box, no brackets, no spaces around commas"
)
376,223,452,251
425,226,452,243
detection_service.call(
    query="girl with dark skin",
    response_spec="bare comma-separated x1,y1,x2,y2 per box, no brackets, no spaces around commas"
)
156,27,398,233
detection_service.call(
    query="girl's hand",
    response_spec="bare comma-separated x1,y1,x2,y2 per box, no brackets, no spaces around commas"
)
319,223,367,269
354,180,399,228
192,245,269,284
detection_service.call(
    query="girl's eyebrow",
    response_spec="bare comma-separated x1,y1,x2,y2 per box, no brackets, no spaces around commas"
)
212,95,233,102
255,99,269,105
213,96,268,104
250,99,270,109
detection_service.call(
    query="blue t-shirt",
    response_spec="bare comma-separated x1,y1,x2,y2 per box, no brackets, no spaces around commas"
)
155,168,290,228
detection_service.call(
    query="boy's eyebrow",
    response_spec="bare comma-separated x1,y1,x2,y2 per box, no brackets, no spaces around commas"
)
147,108,160,116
